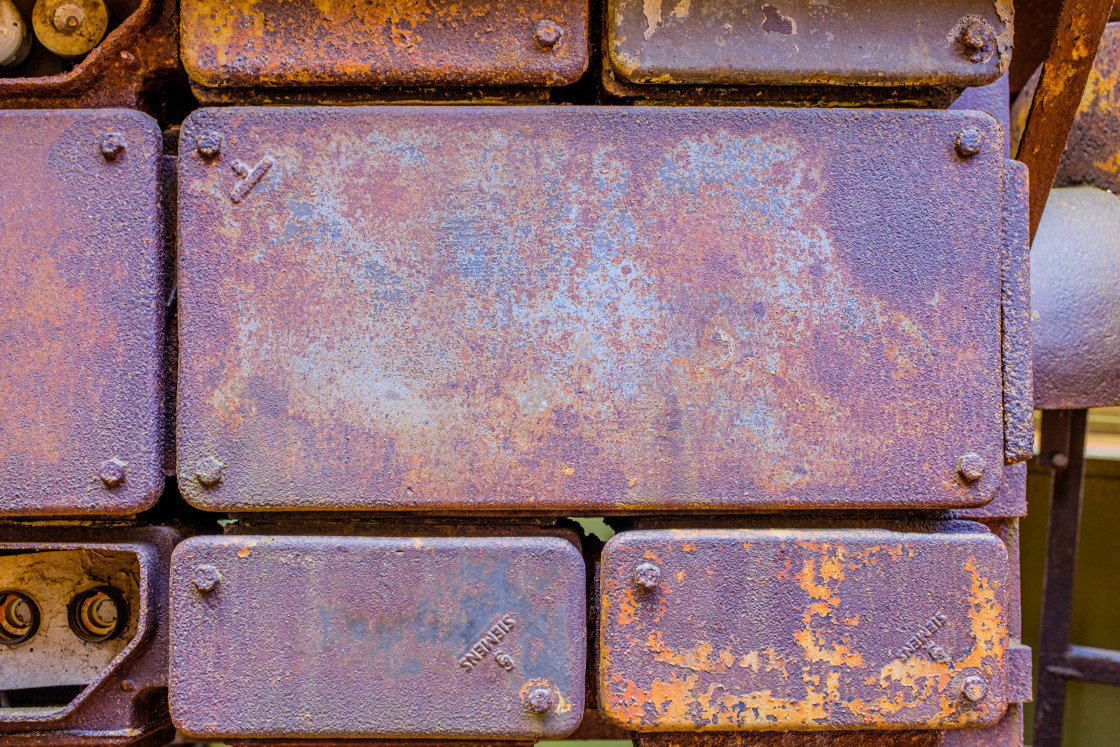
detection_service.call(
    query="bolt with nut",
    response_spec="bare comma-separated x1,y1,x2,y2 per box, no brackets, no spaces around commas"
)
954,127,983,157
957,453,985,483
961,675,987,703
524,685,556,714
192,564,221,593
98,457,127,487
195,456,224,487
100,132,125,160
534,19,562,49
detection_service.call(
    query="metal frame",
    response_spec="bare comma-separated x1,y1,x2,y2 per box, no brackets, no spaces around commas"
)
1033,409,1120,744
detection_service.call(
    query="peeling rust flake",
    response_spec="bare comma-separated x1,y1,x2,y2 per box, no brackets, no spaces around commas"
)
180,0,590,90
599,526,1011,731
176,106,1008,513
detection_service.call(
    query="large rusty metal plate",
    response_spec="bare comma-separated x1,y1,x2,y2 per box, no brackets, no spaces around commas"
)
599,526,1010,731
0,109,165,517
169,535,586,740
607,0,1011,88
177,106,1008,513
180,0,589,89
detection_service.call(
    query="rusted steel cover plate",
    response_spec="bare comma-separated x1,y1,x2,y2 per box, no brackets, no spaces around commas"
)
607,0,1011,88
0,110,165,517
599,527,1010,731
177,106,1006,512
180,0,588,89
169,535,586,740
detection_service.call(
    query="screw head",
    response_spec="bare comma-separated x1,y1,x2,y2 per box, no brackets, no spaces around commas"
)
524,686,556,714
634,561,661,590
98,458,127,487
958,20,993,61
195,457,224,487
957,453,986,483
954,127,983,157
962,675,987,703
192,564,221,593
196,131,222,159
535,19,562,49
100,133,126,160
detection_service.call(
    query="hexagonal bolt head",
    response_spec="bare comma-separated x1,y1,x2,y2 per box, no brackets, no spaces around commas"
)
196,131,223,159
535,20,562,49
97,458,127,487
954,127,983,157
957,453,986,483
100,132,126,160
634,561,661,590
192,564,221,593
962,675,988,703
195,456,224,487
524,686,556,714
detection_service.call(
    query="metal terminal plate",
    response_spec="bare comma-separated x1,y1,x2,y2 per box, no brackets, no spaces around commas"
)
607,0,1011,88
169,535,587,741
0,109,165,517
180,0,589,89
177,106,1007,513
599,526,1010,731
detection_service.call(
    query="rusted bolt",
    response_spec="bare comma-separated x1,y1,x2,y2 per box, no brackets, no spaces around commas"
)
192,564,221,593
954,127,983,157
957,453,985,483
196,131,222,159
957,20,993,62
118,50,138,70
97,458,126,487
534,19,562,49
1050,452,1070,469
100,132,125,160
120,679,134,691
524,686,556,714
195,457,224,487
634,561,661,590
962,675,988,703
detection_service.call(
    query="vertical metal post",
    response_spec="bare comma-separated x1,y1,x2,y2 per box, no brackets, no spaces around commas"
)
1033,408,1089,746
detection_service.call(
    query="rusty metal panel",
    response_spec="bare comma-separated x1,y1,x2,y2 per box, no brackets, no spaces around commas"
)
180,0,589,90
177,106,1008,513
607,0,1011,88
0,109,166,517
168,534,586,741
599,526,1010,731
1031,187,1120,409
1000,160,1033,464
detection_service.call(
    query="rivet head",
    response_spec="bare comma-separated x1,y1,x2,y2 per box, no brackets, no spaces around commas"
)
524,686,556,714
634,561,661,590
196,130,222,159
98,458,127,487
957,453,985,483
962,675,987,702
100,132,126,160
192,564,221,593
534,19,562,49
955,127,983,157
195,457,224,487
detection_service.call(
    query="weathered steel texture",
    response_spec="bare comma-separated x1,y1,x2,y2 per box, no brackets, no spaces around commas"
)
607,0,1011,89
999,160,1033,463
177,106,1011,513
0,0,183,113
1013,24,1120,194
1032,408,1088,747
0,109,167,517
180,0,589,91
1061,644,1120,685
1030,187,1120,409
0,524,176,746
599,527,1010,731
169,535,586,741
1013,0,1113,240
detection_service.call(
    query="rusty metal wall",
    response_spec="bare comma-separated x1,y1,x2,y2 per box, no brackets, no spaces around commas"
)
0,1,1044,745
